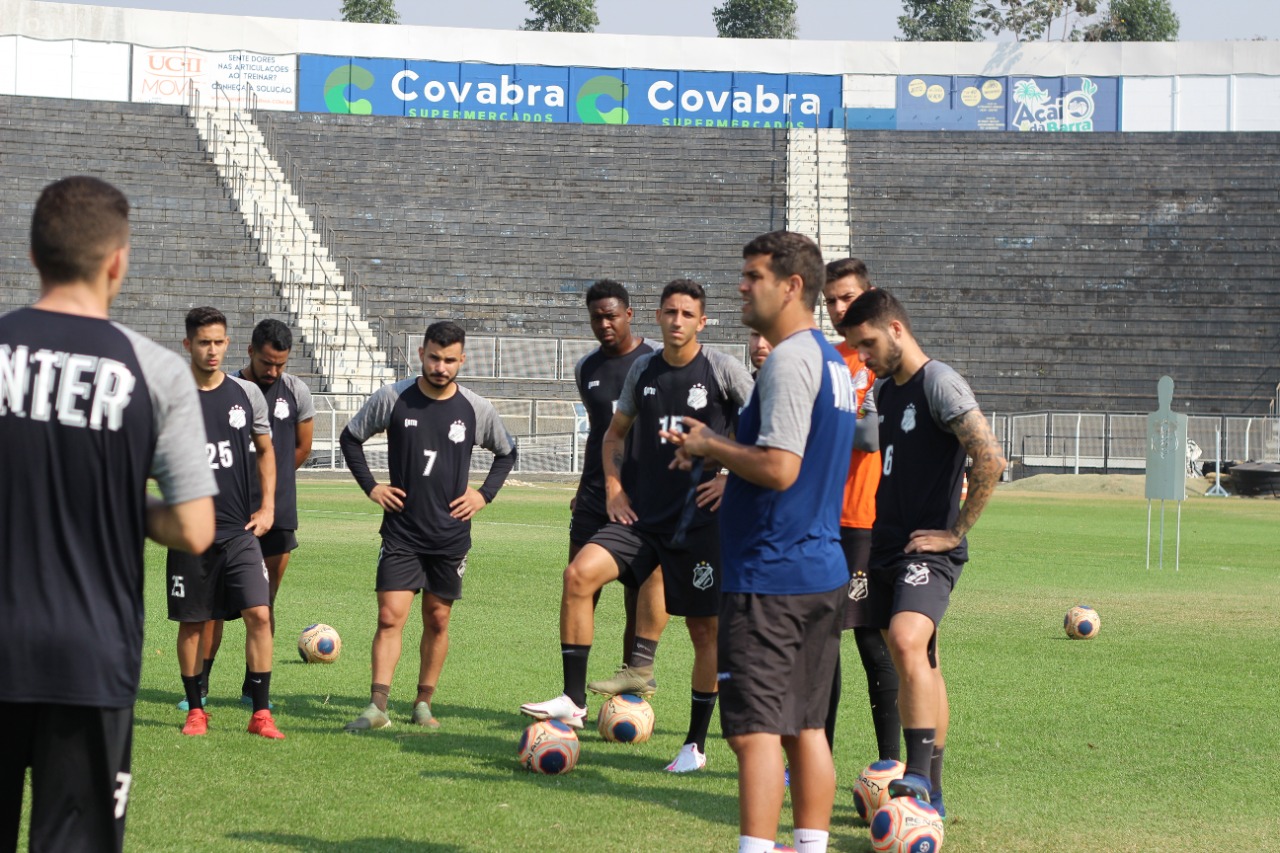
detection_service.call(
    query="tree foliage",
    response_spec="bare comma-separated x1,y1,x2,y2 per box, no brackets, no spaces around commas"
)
1084,0,1179,41
898,0,981,41
712,0,799,40
975,0,1099,41
521,0,599,33
340,0,399,25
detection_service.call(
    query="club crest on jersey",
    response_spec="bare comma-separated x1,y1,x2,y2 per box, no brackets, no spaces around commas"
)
691,561,715,590
448,420,467,444
904,562,931,586
848,574,868,601
687,384,708,410
273,397,290,420
901,403,917,433
228,404,247,429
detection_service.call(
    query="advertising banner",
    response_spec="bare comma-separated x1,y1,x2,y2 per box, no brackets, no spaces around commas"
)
132,47,296,110
896,75,1119,132
299,55,842,128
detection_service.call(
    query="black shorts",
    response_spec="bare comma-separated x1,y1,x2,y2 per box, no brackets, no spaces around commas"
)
716,587,844,737
569,501,610,548
590,522,720,617
376,546,467,601
865,551,964,632
0,702,133,853
840,527,874,630
258,528,299,559
166,534,270,622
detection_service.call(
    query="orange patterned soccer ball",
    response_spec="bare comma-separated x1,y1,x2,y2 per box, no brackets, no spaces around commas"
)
870,797,945,853
1064,604,1102,640
596,693,655,744
297,623,341,663
517,720,581,775
854,759,907,822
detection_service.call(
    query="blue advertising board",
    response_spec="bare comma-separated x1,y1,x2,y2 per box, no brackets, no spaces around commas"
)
299,55,843,128
895,75,1118,132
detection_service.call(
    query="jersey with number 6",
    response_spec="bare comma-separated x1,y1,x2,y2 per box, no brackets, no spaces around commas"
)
872,359,978,563
198,374,270,541
344,378,517,555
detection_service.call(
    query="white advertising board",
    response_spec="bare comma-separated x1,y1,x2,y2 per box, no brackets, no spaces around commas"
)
131,47,296,110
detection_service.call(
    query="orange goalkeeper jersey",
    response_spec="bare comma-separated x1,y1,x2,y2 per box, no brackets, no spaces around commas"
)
836,341,880,530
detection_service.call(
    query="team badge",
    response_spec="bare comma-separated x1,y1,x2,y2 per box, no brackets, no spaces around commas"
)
228,404,247,429
848,574,868,601
456,556,468,577
448,420,467,444
691,561,715,590
274,397,290,420
687,384,708,411
901,403,917,433
852,368,869,392
904,562,931,586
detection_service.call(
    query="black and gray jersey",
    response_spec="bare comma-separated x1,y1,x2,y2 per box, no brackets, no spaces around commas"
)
198,374,270,541
240,369,314,531
573,340,654,517
0,307,215,708
872,359,979,563
343,379,517,555
617,347,753,535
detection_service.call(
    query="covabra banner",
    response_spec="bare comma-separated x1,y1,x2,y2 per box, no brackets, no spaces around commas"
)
132,48,297,110
299,55,842,128
895,75,1119,132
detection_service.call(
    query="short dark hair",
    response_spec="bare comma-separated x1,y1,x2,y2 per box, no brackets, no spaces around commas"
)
742,231,825,310
585,279,630,308
836,288,912,333
185,306,228,339
30,176,130,285
251,318,293,352
826,257,870,287
660,278,705,311
424,320,466,349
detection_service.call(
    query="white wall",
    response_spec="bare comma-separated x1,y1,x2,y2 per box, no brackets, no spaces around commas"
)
0,35,129,99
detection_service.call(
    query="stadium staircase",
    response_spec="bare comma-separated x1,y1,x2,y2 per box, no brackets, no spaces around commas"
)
0,93,318,380
188,86,395,396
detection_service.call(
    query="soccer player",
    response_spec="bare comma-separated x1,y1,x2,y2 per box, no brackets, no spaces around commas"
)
837,288,1006,818
521,279,753,773
570,280,669,698
822,257,898,760
1,176,215,851
167,306,284,740
747,329,772,376
666,231,856,853
340,320,517,731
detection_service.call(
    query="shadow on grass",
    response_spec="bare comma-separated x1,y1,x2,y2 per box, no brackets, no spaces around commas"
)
225,832,461,852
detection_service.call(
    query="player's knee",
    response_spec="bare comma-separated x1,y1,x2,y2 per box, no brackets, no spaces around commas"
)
686,617,718,648
563,560,605,599
241,606,271,631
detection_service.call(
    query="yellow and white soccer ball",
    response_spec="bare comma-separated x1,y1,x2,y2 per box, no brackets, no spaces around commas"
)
1064,605,1101,640
297,623,342,663
596,693,655,744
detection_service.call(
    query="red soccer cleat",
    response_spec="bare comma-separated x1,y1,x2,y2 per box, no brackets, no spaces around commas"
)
181,708,209,736
247,709,285,740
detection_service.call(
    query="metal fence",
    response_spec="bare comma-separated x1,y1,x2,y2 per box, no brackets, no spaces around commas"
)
306,395,1280,477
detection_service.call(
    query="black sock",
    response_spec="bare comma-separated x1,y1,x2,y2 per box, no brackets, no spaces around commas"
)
246,671,272,713
561,644,591,708
182,674,204,711
241,665,251,696
370,682,390,712
686,690,718,750
200,657,215,696
630,636,659,669
930,745,945,799
824,652,841,752
903,728,936,782
855,626,901,761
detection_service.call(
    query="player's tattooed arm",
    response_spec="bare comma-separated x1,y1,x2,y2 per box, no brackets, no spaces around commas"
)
602,410,637,524
947,408,1006,539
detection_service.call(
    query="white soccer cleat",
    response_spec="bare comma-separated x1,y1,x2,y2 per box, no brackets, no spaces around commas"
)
519,694,587,730
665,743,707,773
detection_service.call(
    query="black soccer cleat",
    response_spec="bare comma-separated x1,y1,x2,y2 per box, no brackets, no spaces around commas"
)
887,772,932,802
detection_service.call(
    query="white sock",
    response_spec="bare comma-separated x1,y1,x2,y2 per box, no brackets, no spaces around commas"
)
794,828,829,852
738,835,775,853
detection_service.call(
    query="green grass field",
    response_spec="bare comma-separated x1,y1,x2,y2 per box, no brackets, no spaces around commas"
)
18,480,1280,851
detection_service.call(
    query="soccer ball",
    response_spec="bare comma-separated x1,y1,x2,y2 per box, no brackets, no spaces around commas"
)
853,759,907,822
297,623,342,663
1064,604,1102,640
870,797,945,853
596,693,655,744
517,720,581,775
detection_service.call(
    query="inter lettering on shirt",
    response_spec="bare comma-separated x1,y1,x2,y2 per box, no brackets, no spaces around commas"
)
0,344,136,430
